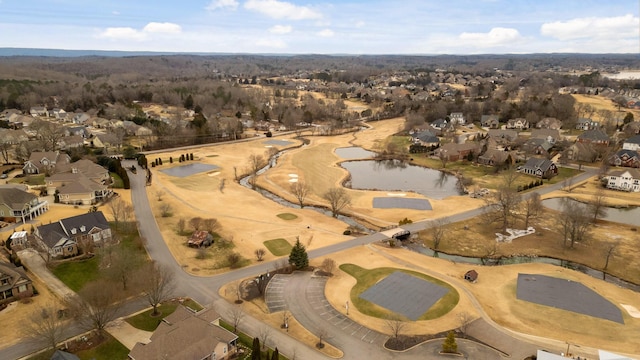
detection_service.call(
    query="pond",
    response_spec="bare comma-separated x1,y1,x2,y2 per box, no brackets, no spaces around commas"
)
335,147,376,159
159,163,220,178
542,197,640,227
340,159,462,200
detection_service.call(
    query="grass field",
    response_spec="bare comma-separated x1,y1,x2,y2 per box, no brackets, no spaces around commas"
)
219,320,289,360
276,213,298,220
263,238,292,256
52,256,100,292
110,172,124,188
125,299,204,331
339,264,459,320
291,142,346,198
75,334,129,360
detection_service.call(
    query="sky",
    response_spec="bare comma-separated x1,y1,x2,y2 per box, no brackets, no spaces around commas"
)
0,0,638,54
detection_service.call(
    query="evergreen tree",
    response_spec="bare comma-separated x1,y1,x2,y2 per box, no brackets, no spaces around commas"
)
288,237,309,269
271,347,279,360
251,337,261,360
442,330,458,353
183,94,194,109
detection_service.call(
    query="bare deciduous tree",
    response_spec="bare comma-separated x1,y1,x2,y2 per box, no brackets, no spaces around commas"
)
108,197,133,231
258,326,271,350
483,169,521,231
322,188,351,217
290,181,310,208
316,328,329,349
522,192,542,228
588,188,608,222
22,303,69,353
104,245,142,291
138,263,176,316
385,316,406,340
320,258,336,275
160,203,173,217
248,154,267,189
457,311,473,336
155,190,165,201
203,218,218,233
255,248,266,261
229,305,245,333
177,218,186,235
189,217,203,231
603,241,619,271
67,280,121,338
430,219,449,250
556,198,592,248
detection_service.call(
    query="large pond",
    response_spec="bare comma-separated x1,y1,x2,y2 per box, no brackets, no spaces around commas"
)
542,197,640,227
159,163,220,178
340,159,462,200
335,147,376,159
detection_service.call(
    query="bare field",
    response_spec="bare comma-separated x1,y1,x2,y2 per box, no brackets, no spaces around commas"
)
573,94,640,121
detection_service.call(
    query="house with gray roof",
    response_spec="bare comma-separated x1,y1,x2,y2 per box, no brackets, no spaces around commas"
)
522,138,553,156
605,169,640,192
411,130,440,147
129,305,238,360
23,151,71,175
518,157,558,179
535,117,563,130
0,261,33,304
480,115,500,129
577,129,610,146
531,129,561,144
575,118,599,131
506,118,529,130
609,149,640,168
45,159,112,205
35,211,111,257
0,187,49,223
622,134,640,151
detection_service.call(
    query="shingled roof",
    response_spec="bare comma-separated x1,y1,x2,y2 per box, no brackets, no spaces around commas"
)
0,188,37,211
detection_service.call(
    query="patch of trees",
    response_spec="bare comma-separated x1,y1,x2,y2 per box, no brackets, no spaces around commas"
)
96,156,130,189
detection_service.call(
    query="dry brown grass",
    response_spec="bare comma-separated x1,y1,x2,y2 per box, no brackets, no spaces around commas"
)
573,94,640,122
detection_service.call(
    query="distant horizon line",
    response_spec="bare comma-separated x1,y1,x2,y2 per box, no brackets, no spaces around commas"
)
0,47,637,58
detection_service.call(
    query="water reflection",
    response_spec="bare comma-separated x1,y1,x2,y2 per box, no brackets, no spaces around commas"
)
542,197,640,226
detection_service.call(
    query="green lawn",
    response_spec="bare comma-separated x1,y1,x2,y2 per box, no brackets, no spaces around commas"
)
339,264,459,320
110,172,124,188
263,238,292,256
276,213,298,220
125,303,178,331
76,334,129,360
10,174,45,186
52,256,100,292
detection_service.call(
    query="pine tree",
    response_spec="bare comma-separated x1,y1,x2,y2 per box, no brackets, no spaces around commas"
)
251,337,261,360
288,237,309,269
442,330,458,353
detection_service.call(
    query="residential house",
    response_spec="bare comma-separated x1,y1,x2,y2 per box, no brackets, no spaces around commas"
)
0,109,21,119
58,135,85,150
129,306,238,360
0,261,33,304
35,211,112,257
623,121,640,135
8,231,29,249
430,118,453,132
487,129,518,144
50,350,80,360
434,142,481,161
535,117,563,130
605,169,640,192
577,129,610,146
622,134,640,151
48,108,67,120
522,138,553,156
8,113,34,128
29,106,48,117
45,159,112,205
188,230,214,248
0,129,29,144
477,149,514,166
90,133,118,150
122,121,153,137
411,130,440,147
609,149,640,168
480,115,500,129
449,112,465,125
563,142,597,163
518,157,558,179
72,113,90,124
506,118,529,130
0,187,49,223
64,126,89,138
575,118,599,131
23,151,71,175
530,129,561,144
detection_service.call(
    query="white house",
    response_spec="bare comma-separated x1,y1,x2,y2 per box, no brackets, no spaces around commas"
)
622,135,640,151
606,169,640,192
449,112,465,125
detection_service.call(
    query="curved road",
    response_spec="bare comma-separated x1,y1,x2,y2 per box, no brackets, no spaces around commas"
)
124,161,598,359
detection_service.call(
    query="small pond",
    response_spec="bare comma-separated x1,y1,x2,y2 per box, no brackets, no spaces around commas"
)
542,197,640,227
159,163,220,178
335,147,376,159
263,139,293,146
340,159,462,200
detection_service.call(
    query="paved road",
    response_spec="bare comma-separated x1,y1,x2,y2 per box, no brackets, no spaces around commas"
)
122,160,601,360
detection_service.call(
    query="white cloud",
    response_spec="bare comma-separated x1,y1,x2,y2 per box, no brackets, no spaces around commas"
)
143,22,182,34
205,0,238,11
541,14,639,41
244,0,322,20
317,29,334,37
112,11,120,15
98,27,147,41
98,22,181,41
458,27,522,47
269,25,292,34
